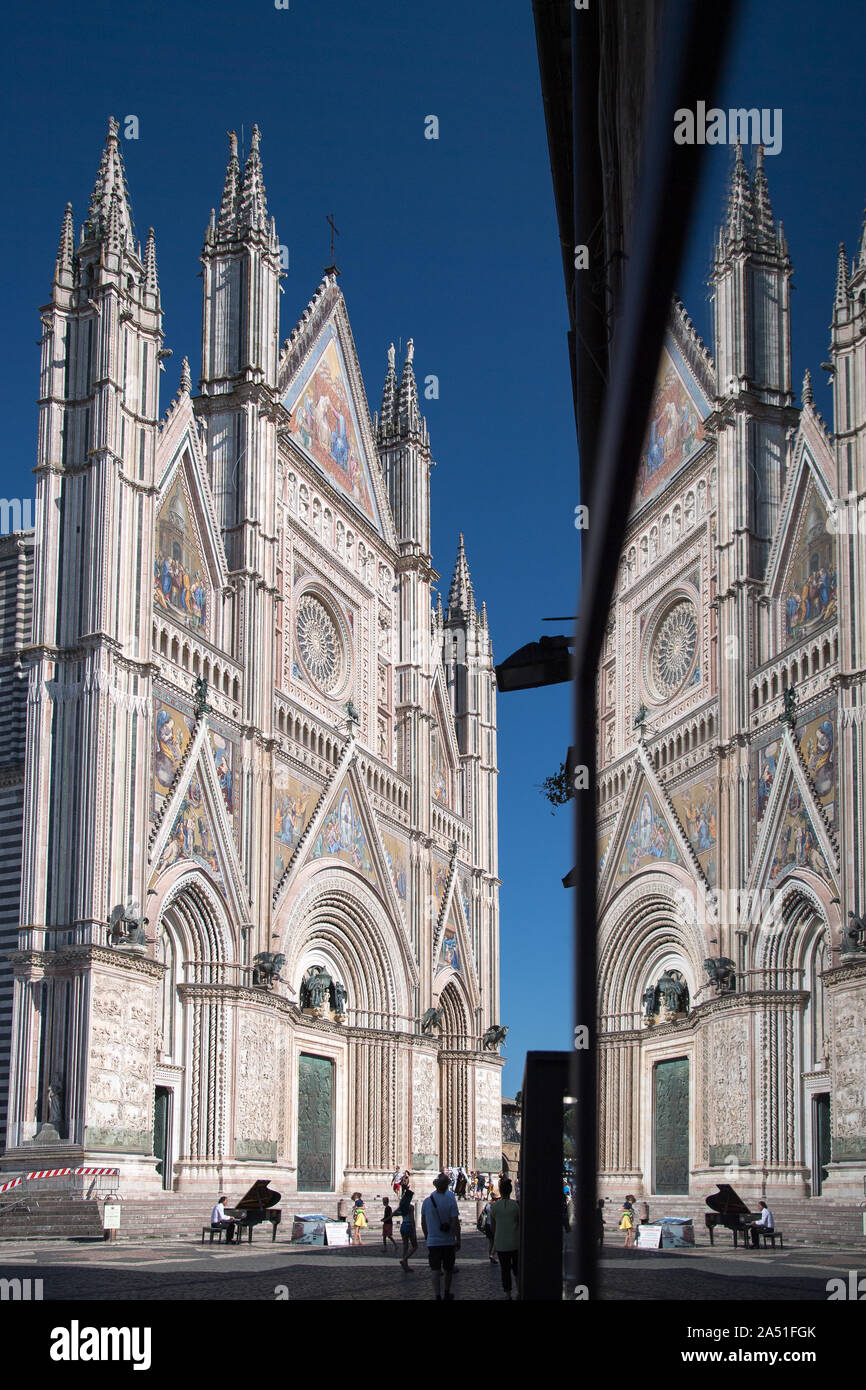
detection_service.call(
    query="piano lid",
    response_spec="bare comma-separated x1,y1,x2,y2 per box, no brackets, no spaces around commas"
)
234,1180,281,1211
704,1183,751,1215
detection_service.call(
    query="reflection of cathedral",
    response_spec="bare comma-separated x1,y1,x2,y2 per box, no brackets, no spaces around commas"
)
596,147,866,1201
0,122,502,1193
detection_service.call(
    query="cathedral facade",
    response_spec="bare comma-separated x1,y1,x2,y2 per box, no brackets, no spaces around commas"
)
0,122,502,1196
596,147,866,1201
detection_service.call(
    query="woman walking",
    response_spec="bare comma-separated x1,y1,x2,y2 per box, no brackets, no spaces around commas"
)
396,1183,418,1271
489,1177,520,1299
352,1194,368,1245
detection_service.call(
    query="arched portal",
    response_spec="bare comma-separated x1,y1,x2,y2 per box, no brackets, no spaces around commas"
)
153,872,233,1188
437,977,475,1169
276,866,419,1190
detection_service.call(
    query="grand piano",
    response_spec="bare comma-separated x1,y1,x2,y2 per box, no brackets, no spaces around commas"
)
228,1180,282,1243
705,1183,761,1247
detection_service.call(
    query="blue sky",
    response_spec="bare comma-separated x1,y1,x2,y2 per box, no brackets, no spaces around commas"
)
0,0,862,1097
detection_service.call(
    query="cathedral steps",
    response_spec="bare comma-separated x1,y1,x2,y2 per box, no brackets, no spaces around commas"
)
608,1194,866,1247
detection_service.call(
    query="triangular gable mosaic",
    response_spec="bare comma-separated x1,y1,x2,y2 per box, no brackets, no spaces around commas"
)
633,340,710,511
381,829,409,906
157,769,225,890
309,778,377,886
781,488,837,648
273,764,320,890
283,322,382,531
768,788,830,886
152,696,237,833
616,789,682,882
751,705,836,839
438,903,462,975
670,778,718,885
153,473,210,636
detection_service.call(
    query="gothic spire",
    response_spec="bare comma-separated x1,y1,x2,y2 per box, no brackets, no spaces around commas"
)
179,356,192,393
238,124,268,234
377,343,398,442
802,368,813,407
725,141,755,246
55,202,74,279
447,533,476,621
143,227,159,298
398,338,421,435
85,117,134,248
835,242,850,313
752,145,776,250
217,131,240,239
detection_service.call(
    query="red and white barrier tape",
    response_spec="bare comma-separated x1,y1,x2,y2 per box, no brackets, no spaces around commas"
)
0,1166,119,1193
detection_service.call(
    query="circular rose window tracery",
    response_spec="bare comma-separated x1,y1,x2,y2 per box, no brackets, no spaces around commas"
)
648,599,698,701
295,593,347,694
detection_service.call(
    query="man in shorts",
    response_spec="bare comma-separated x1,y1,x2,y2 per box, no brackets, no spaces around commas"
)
421,1173,461,1300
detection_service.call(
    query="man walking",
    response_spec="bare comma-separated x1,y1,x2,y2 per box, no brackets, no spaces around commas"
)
421,1173,461,1301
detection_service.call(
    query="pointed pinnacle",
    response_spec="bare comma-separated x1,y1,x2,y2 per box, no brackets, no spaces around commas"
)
398,337,421,435
378,342,399,442
726,140,755,246
238,123,268,234
752,144,776,249
55,202,74,276
180,356,192,393
86,117,134,247
835,242,850,312
217,131,240,238
448,533,476,620
143,227,159,297
802,369,813,406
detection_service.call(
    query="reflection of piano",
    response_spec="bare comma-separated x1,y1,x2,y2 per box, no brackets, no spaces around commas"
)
704,1184,760,1246
228,1180,282,1243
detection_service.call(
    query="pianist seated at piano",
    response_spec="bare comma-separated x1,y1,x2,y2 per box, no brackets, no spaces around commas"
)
748,1201,775,1248
210,1196,237,1246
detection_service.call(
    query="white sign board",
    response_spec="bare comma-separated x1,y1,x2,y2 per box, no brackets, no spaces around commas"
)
636,1224,662,1248
103,1204,122,1230
324,1221,350,1246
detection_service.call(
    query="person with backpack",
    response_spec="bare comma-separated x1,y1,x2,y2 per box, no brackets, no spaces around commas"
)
421,1173,461,1301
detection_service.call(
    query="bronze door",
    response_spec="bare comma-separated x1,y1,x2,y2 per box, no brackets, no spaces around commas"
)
653,1057,689,1194
297,1055,334,1191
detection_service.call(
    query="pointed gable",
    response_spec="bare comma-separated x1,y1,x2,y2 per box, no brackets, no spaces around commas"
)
157,768,225,888
778,484,837,648
615,788,683,882
308,777,377,885
632,319,713,514
282,305,385,533
273,763,319,890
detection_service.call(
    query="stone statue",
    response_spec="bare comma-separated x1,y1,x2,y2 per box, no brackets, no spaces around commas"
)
300,965,333,1009
842,909,866,954
252,952,285,988
332,980,348,1016
642,984,658,1019
47,1076,64,1127
108,900,147,947
658,969,689,1015
421,1006,444,1034
704,957,736,993
482,1023,508,1051
782,684,797,729
193,675,210,719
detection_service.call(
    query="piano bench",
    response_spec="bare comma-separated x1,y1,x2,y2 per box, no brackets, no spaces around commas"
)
202,1225,231,1244
757,1230,783,1249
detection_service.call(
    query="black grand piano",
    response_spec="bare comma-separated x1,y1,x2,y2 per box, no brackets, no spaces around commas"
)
228,1180,282,1244
705,1184,761,1247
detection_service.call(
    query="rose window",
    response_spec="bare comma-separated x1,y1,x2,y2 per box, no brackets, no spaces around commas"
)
649,600,698,699
295,593,346,694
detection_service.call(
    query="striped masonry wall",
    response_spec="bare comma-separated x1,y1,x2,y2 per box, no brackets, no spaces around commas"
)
0,535,33,1148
